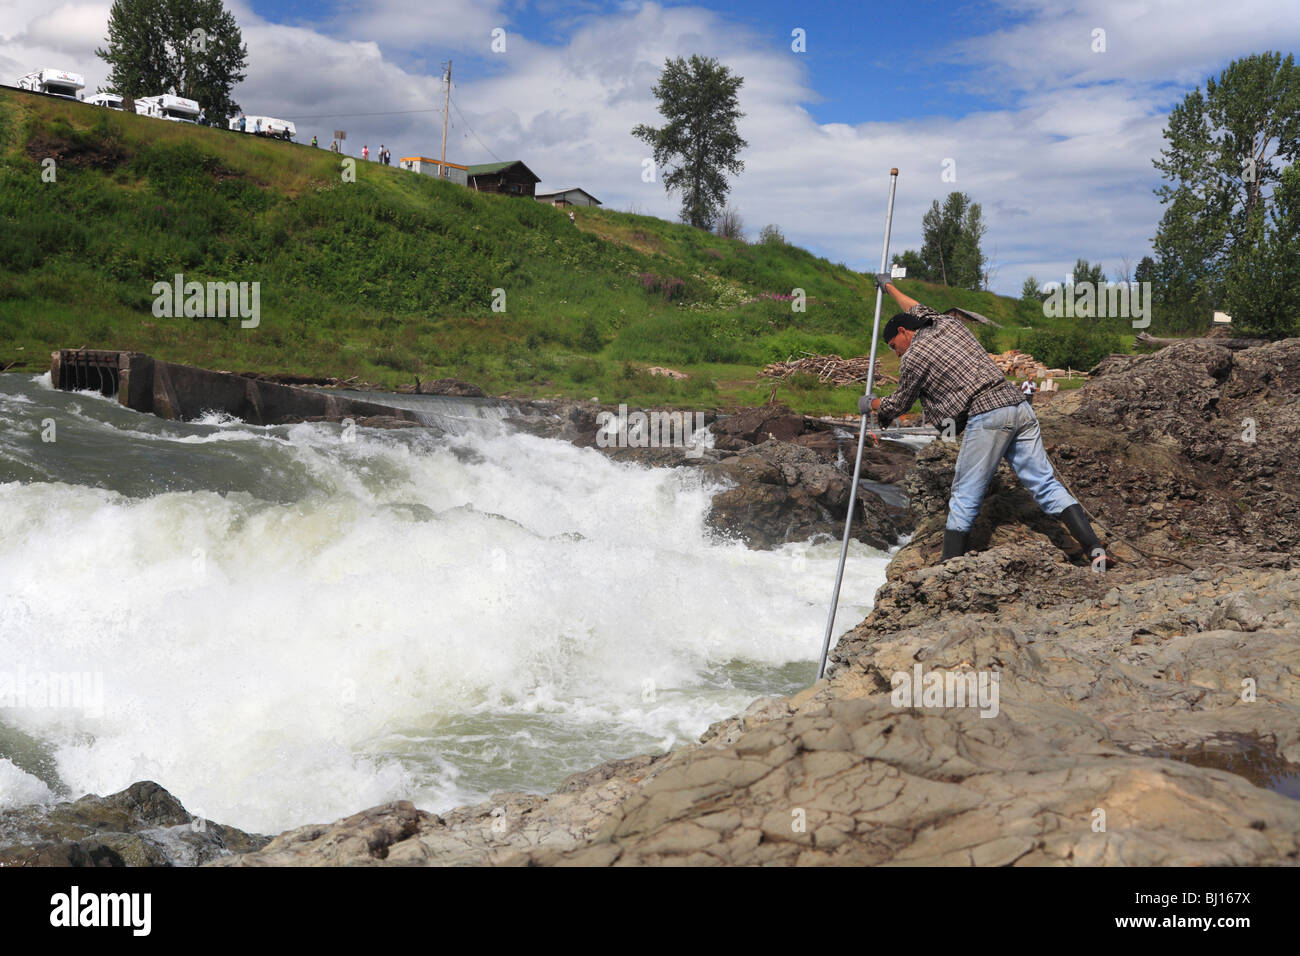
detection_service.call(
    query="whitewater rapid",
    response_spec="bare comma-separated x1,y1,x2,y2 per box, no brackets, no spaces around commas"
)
0,374,891,835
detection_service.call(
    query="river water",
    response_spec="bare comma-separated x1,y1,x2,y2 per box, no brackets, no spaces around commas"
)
0,373,892,835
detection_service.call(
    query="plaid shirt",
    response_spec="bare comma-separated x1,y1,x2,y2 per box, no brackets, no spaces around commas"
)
877,303,1024,430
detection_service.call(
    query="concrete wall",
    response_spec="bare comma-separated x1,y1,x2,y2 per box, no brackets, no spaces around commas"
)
53,350,424,427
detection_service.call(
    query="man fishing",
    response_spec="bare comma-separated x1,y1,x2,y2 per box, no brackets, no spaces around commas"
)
862,274,1114,565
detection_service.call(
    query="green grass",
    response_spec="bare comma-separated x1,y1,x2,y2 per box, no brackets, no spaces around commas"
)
0,88,1114,415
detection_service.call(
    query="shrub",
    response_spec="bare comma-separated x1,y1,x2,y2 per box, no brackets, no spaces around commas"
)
1015,328,1121,371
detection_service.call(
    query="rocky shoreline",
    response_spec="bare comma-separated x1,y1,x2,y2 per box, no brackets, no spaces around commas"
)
3,338,1298,866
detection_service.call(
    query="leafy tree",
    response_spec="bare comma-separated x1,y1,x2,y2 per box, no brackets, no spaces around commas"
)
891,249,927,280
758,223,785,245
1151,52,1300,330
1070,258,1106,290
633,55,748,231
950,199,987,289
97,0,249,121
1152,189,1221,330
895,192,985,289
1224,164,1300,338
1134,256,1156,286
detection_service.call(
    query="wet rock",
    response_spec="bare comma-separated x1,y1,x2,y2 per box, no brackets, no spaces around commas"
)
710,404,805,451
702,440,903,550
412,378,486,398
0,781,268,867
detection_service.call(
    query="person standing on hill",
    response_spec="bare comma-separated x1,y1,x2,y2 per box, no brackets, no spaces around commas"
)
863,275,1115,566
362,144,369,161
311,135,318,148
238,113,246,132
1020,378,1037,404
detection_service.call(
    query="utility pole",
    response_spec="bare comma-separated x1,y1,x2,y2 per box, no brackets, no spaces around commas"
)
440,60,451,178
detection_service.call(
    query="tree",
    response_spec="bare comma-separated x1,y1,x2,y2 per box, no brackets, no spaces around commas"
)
758,223,785,245
97,0,249,122
1151,52,1300,330
1134,256,1156,287
1223,164,1300,338
1070,258,1106,290
1021,275,1041,304
633,55,748,231
896,192,986,289
951,199,987,289
891,249,927,280
715,206,744,241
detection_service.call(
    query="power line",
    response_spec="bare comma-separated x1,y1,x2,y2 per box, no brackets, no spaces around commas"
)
287,107,446,120
450,95,501,162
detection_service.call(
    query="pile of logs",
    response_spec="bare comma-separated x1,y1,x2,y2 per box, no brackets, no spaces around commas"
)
761,352,897,386
990,350,1083,381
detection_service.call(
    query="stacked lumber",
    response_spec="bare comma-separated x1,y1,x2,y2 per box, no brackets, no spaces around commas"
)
990,349,1089,380
991,349,1049,379
761,352,897,386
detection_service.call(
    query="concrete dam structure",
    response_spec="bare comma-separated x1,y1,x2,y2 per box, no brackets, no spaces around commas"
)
50,349,424,426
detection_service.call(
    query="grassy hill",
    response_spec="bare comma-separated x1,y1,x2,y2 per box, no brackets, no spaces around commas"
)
0,88,1075,415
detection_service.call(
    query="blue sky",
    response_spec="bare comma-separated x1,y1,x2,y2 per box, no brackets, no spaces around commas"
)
3,0,1297,295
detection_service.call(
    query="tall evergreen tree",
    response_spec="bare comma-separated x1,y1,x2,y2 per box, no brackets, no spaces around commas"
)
633,55,748,231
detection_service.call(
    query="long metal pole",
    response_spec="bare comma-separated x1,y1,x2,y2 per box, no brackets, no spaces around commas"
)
440,61,452,175
816,167,899,680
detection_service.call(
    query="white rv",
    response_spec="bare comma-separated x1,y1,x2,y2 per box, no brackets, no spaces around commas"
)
17,68,85,100
229,114,296,141
86,92,125,110
135,94,201,124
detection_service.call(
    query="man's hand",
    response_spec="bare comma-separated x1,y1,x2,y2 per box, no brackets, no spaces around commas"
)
858,395,882,415
874,273,893,292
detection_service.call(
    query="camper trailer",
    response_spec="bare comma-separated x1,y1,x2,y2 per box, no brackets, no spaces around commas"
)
86,92,125,110
17,69,85,100
135,94,201,124
229,114,296,141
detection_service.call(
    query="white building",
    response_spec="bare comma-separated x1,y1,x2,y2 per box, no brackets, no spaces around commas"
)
399,157,468,185
535,187,602,208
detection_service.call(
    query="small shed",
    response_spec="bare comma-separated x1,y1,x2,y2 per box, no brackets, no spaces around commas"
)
466,160,540,197
399,157,468,186
536,187,602,208
943,306,1001,328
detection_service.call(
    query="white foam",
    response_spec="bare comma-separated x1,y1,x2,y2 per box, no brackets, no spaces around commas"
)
0,410,889,834
0,758,55,806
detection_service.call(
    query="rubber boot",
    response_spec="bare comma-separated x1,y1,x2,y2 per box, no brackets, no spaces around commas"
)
1058,504,1111,564
941,529,969,562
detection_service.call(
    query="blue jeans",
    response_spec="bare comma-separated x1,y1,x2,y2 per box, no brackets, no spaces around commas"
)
946,402,1077,532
